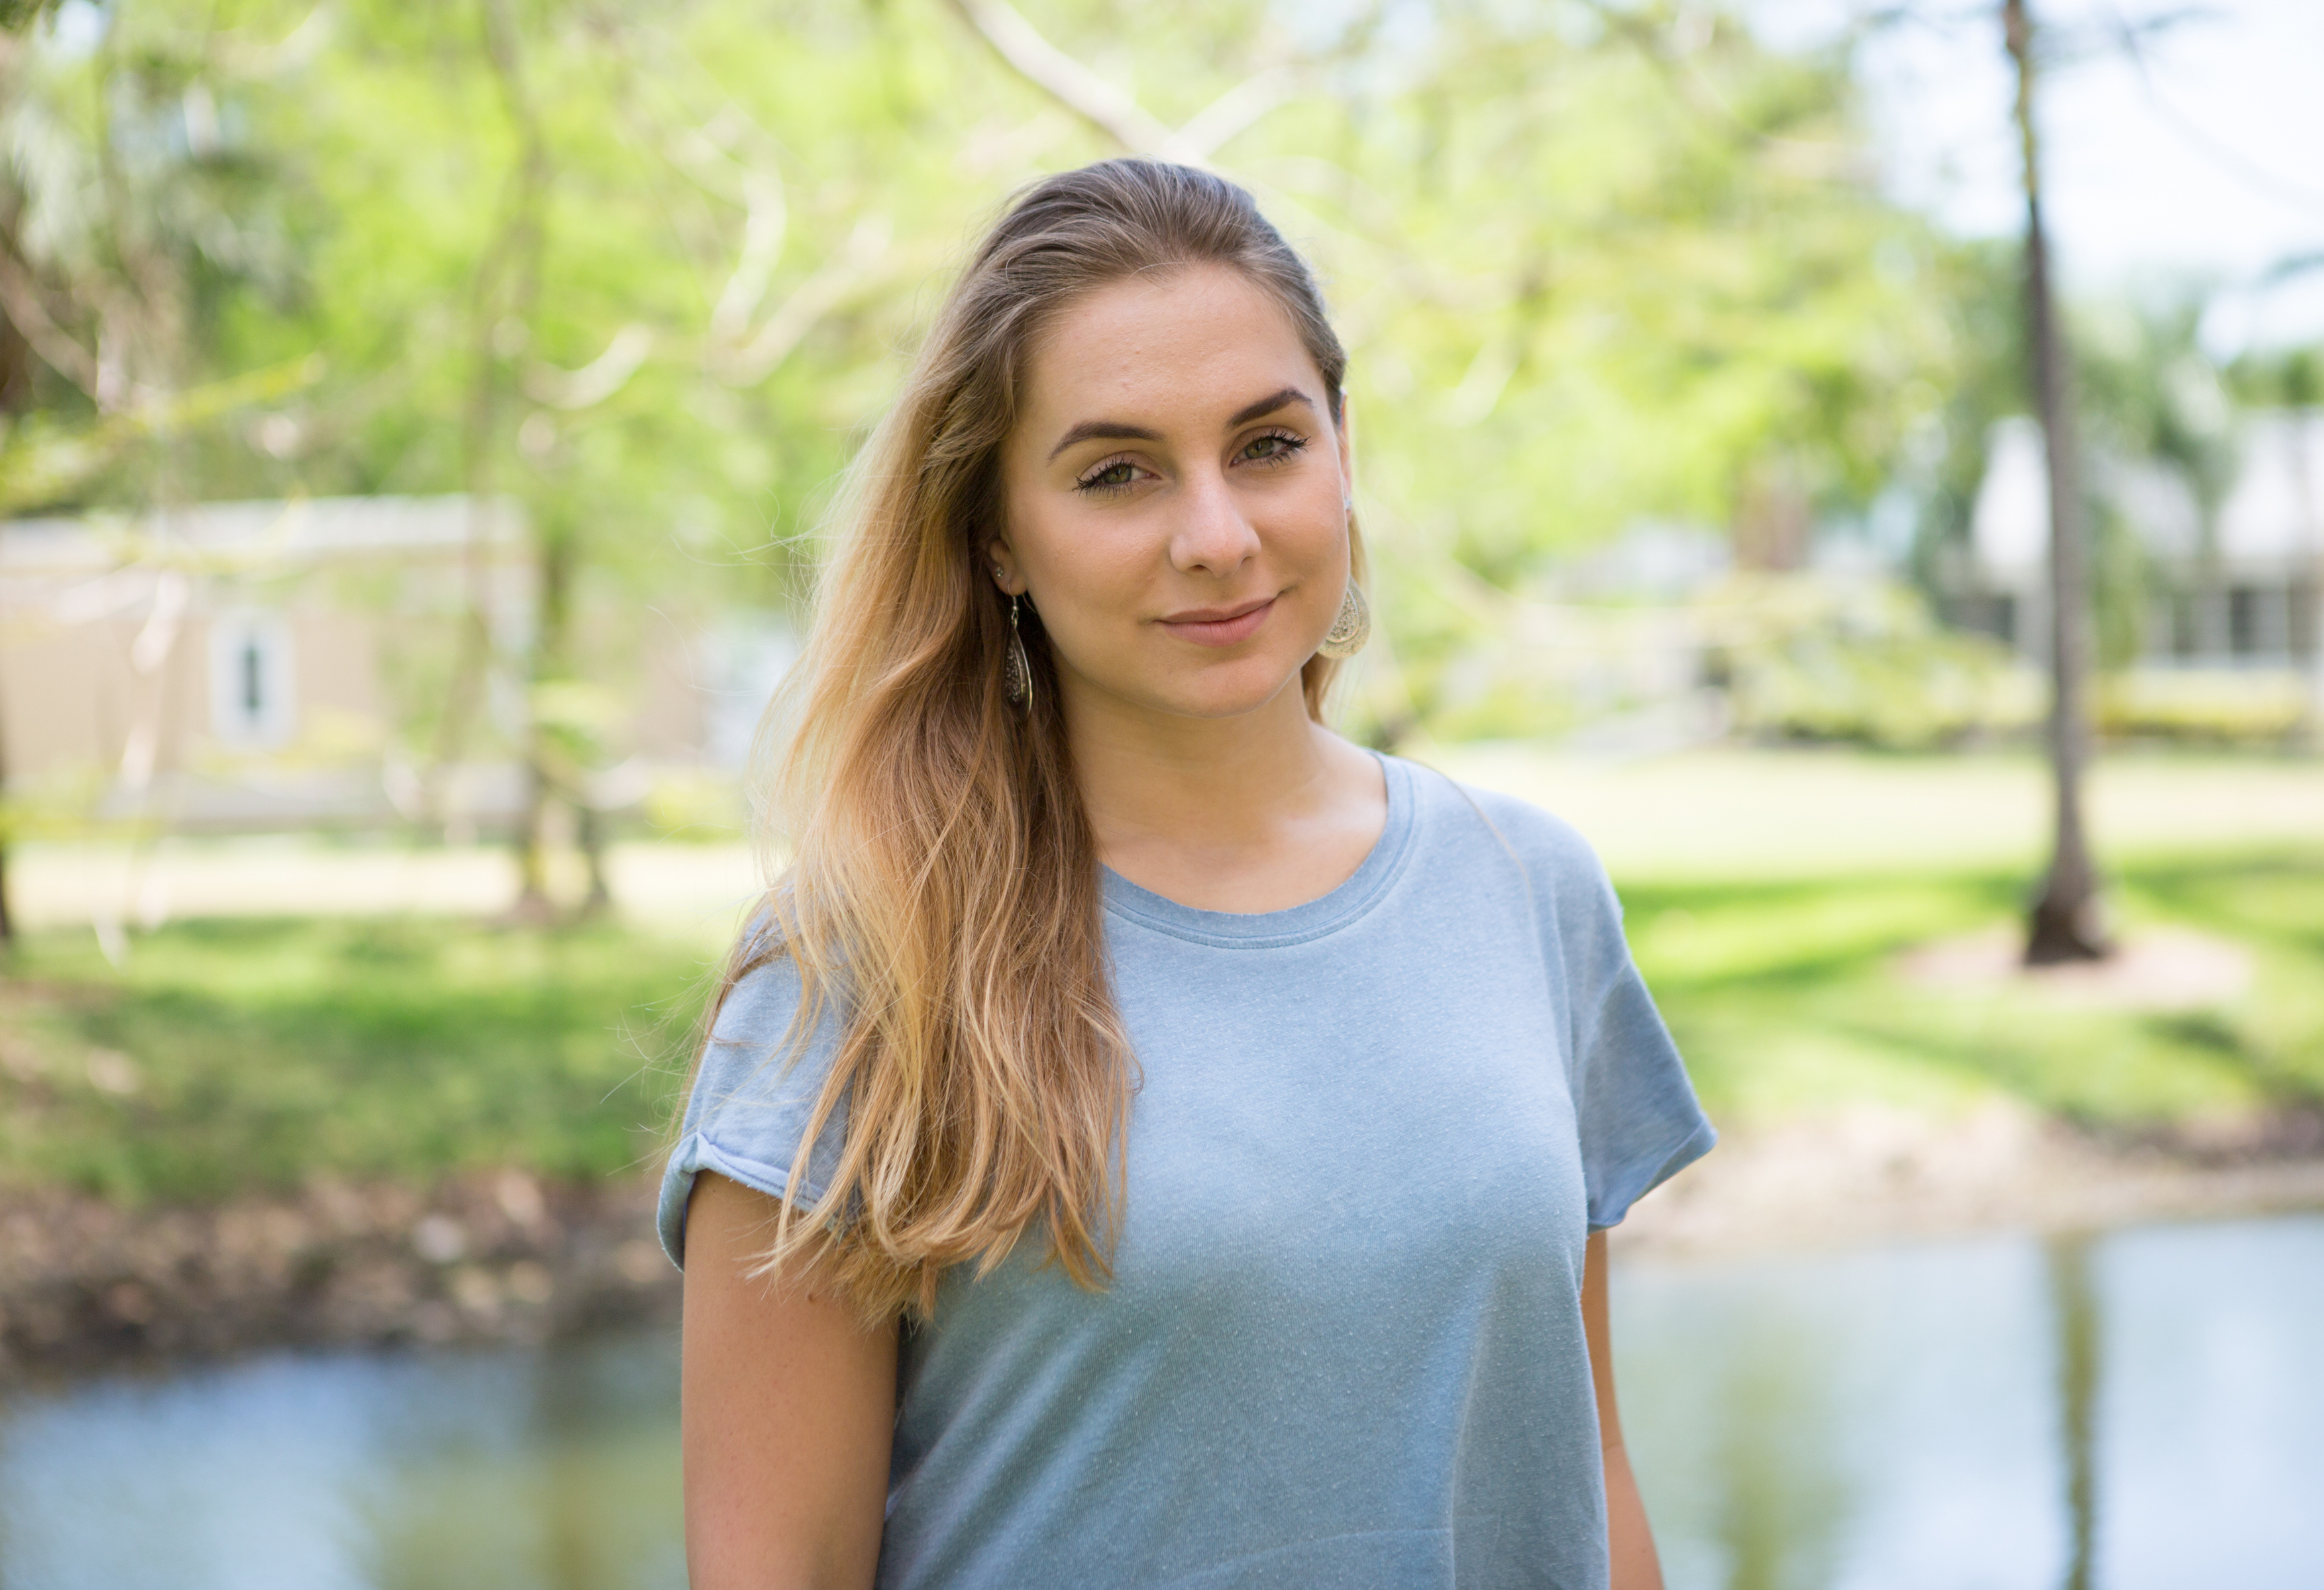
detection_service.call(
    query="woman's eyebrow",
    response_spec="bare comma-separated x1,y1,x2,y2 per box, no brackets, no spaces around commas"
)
1225,387,1314,428
1047,419,1162,462
1044,388,1317,464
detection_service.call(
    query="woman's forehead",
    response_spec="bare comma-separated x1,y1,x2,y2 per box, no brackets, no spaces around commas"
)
1020,264,1322,435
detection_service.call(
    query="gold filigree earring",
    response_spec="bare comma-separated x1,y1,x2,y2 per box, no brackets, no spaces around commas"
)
1318,494,1370,659
1317,580,1370,659
1004,593,1033,710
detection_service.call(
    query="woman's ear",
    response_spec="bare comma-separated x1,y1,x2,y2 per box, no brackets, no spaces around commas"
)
985,537,1025,596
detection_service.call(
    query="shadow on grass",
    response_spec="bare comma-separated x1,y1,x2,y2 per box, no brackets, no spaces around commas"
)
1629,848,2324,1133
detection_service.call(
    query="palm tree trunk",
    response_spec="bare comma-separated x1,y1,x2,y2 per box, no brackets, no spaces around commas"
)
2007,0,2107,964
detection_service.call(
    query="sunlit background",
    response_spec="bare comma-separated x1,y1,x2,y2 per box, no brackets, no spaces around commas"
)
0,0,2318,1585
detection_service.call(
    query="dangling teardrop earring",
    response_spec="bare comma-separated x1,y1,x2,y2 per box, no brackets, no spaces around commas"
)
1004,593,1033,710
1317,579,1370,659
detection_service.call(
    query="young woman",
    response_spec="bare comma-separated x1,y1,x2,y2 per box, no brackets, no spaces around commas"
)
664,158,1714,1590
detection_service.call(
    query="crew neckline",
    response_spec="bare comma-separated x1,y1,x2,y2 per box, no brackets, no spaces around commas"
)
1100,751,1417,949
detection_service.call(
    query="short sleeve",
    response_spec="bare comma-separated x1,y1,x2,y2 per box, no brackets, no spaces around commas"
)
1561,858,1716,1233
1574,957,1715,1232
655,951,851,1268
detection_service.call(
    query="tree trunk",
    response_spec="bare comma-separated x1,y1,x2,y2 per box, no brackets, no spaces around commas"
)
2007,0,2107,965
510,522,572,922
0,708,13,949
2284,358,2323,750
0,217,33,951
576,800,612,918
430,0,549,879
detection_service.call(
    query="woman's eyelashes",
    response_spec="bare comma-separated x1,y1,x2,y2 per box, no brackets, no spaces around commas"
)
1071,430,1310,496
1074,455,1144,495
1238,428,1308,467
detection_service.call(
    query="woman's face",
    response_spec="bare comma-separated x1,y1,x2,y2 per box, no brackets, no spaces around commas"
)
992,262,1353,723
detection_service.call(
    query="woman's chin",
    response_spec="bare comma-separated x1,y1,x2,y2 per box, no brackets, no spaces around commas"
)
1063,643,1320,725
1151,657,1318,721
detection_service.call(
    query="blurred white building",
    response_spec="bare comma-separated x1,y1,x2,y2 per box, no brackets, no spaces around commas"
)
1957,413,2324,672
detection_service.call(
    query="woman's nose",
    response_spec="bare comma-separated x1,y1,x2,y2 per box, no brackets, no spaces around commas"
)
1167,467,1261,577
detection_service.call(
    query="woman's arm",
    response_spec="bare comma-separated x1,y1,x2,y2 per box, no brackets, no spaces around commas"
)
682,1171,898,1590
1584,1228,1665,1590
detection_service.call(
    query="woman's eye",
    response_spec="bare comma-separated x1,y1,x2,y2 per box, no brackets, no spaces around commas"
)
1076,459,1140,494
1241,431,1307,464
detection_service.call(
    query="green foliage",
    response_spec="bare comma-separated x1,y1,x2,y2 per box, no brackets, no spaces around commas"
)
1277,6,1960,589
0,0,1982,753
2074,288,2238,671
2076,290,2237,513
2226,342,2321,410
1903,240,2023,598
0,916,713,1200
0,1,60,34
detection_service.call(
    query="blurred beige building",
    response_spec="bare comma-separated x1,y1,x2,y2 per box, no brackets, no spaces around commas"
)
0,497,531,830
0,496,781,837
0,497,799,837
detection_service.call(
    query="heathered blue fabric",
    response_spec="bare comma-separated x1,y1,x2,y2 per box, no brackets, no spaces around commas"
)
660,752,1715,1590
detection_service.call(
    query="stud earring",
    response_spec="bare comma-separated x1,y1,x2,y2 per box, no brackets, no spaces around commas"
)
1317,580,1370,659
1004,594,1033,710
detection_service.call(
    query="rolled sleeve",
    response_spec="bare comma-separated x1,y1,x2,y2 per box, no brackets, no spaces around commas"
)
655,953,851,1268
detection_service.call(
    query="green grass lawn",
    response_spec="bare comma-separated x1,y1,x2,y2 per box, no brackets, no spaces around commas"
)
0,918,721,1202
1628,847,2324,1132
1,839,2317,1205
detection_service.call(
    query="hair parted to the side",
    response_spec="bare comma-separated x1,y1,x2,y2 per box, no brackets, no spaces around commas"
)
696,158,1363,1322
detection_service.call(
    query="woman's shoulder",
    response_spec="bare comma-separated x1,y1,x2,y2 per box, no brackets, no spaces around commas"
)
1385,752,1611,888
700,903,849,1084
709,890,860,1032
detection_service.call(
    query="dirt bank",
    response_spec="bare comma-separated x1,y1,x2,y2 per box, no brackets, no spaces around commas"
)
0,1169,676,1380
1613,1100,2324,1259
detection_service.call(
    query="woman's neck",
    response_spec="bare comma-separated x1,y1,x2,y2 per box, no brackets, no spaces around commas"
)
1061,673,1387,914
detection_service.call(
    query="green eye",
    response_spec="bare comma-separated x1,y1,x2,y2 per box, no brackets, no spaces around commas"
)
1076,458,1139,494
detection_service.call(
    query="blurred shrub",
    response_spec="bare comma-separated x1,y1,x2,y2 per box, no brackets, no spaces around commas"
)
1418,659,1583,745
1705,573,2040,749
0,763,110,846
2096,669,2313,745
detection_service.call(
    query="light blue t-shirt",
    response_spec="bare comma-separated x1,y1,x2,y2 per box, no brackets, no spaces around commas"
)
660,752,1715,1589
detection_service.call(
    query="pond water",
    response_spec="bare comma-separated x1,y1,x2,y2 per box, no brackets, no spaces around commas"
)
0,1213,2317,1589
1616,1214,2324,1590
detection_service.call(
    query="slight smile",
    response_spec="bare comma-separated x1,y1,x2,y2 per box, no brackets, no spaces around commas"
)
1157,596,1277,648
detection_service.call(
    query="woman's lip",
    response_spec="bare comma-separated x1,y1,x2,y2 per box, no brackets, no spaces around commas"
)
1157,596,1276,647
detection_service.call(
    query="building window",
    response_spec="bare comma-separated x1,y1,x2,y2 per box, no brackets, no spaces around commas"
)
2228,588,2259,659
209,610,296,748
1949,593,2016,647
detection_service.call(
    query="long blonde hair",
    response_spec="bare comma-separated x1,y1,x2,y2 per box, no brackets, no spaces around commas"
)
713,159,1361,1320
